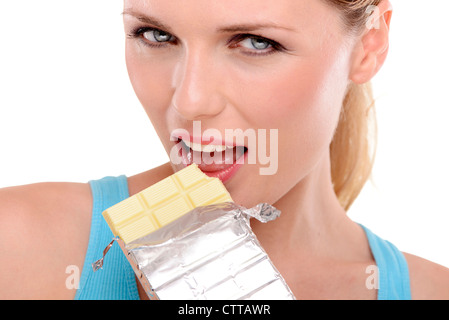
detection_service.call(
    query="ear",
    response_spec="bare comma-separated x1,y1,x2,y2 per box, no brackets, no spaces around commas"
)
349,0,393,84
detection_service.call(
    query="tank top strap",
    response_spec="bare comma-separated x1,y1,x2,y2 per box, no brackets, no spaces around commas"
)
75,175,139,300
360,224,412,300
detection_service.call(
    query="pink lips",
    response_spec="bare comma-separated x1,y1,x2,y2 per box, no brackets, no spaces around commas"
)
176,137,247,183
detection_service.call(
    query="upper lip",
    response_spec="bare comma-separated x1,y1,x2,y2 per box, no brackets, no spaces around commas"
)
170,130,247,148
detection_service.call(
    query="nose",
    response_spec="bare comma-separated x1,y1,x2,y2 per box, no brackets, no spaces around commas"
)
171,46,226,120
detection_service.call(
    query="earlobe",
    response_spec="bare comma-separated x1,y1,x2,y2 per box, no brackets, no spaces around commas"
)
349,1,393,84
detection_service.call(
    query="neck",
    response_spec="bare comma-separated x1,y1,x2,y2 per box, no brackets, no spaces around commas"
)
250,153,350,261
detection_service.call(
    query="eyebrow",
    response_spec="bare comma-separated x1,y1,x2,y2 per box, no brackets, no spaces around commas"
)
122,10,296,34
122,10,174,33
216,23,296,33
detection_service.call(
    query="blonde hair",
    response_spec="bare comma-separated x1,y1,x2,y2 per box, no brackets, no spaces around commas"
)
325,0,382,210
331,82,377,211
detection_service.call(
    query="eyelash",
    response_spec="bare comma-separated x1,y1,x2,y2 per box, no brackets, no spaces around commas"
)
127,27,177,48
127,27,286,57
228,33,286,56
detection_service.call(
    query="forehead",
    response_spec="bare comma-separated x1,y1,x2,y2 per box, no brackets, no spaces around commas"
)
123,0,341,33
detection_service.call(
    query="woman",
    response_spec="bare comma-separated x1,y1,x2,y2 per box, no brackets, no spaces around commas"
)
1,0,448,300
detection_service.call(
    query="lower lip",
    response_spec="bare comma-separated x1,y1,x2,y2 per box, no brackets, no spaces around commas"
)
180,146,247,184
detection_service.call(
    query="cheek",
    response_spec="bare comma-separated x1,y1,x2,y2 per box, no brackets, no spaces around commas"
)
125,43,180,153
231,54,348,184
236,59,346,143
125,44,174,119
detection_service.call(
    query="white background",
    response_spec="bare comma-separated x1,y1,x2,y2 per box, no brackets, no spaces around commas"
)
0,1,448,268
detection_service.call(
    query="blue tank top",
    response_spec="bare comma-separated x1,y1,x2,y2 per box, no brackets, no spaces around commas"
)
74,176,139,300
75,175,411,300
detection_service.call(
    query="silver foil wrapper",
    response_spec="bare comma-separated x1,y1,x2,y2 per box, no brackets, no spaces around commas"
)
94,202,295,300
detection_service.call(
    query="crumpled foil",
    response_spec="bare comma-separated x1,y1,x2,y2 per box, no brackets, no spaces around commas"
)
93,202,295,300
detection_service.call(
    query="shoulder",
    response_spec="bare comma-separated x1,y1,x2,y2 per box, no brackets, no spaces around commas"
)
403,252,449,300
127,162,174,196
0,181,92,299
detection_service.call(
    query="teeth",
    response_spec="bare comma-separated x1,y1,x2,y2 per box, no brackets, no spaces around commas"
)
182,140,232,153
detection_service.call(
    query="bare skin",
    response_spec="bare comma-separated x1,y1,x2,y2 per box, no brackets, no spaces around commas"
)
1,0,449,300
1,163,449,300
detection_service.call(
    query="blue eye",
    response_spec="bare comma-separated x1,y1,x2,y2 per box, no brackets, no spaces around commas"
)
128,27,176,47
229,34,285,56
241,37,272,50
142,29,175,43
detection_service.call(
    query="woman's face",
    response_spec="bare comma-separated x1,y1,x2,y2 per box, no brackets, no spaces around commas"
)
124,0,355,207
